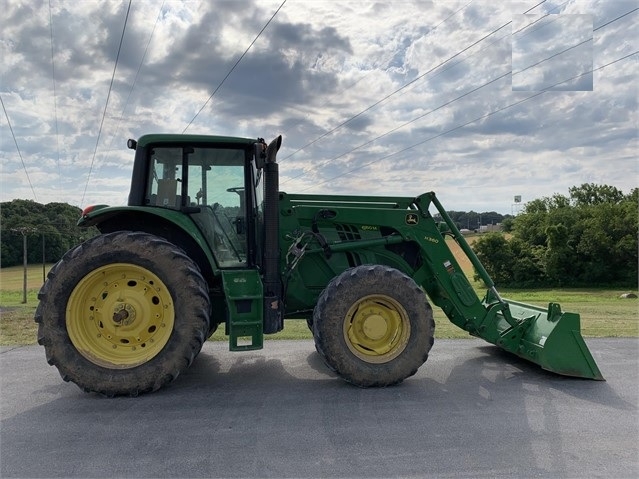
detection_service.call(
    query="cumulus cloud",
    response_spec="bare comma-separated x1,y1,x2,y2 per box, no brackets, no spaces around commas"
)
1,0,637,212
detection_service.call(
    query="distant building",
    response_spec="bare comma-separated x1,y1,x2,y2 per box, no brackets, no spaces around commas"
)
479,224,503,233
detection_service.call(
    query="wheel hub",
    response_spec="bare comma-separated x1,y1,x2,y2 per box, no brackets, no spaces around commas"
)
362,313,387,340
112,303,136,326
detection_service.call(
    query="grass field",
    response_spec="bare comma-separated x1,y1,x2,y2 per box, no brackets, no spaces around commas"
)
1,245,637,347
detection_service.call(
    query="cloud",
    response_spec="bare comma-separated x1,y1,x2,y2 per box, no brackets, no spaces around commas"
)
1,0,637,212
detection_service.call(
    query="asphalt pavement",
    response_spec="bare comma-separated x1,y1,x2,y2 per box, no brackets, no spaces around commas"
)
1,338,638,478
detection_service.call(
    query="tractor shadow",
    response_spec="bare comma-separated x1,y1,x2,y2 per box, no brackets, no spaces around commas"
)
168,339,631,412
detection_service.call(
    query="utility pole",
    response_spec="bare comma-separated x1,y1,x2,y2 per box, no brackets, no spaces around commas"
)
42,233,46,283
10,227,36,303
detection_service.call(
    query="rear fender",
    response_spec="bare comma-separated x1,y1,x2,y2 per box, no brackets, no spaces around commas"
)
79,206,218,279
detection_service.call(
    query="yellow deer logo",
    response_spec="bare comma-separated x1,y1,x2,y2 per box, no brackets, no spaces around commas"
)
405,214,419,225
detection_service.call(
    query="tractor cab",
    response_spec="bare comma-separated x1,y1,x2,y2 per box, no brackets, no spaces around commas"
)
127,134,268,270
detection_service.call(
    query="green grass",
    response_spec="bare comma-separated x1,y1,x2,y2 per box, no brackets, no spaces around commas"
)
1,263,637,346
485,288,638,337
0,289,40,346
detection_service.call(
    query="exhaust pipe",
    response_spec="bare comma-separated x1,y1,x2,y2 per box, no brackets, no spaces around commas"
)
262,135,283,334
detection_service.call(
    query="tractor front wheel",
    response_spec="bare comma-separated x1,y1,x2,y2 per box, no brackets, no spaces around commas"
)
35,231,210,396
312,265,435,387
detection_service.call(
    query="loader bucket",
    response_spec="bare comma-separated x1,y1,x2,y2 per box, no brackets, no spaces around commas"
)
491,300,604,380
423,193,604,381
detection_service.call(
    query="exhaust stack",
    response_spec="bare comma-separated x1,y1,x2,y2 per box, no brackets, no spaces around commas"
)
262,135,283,334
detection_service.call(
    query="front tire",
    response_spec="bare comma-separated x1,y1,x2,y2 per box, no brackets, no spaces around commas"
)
312,265,435,387
35,231,210,396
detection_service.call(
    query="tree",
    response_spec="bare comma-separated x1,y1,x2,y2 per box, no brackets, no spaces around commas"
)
573,200,638,285
544,224,574,285
1,200,99,268
569,183,625,206
473,232,515,285
473,233,546,287
509,237,545,285
473,184,637,288
501,217,514,233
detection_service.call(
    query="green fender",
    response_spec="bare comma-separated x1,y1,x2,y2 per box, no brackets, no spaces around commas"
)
78,204,218,273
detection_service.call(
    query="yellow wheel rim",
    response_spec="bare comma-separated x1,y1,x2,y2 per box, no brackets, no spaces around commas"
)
66,263,175,369
343,295,410,363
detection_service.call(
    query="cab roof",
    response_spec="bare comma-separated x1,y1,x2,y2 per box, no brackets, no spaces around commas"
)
136,133,257,147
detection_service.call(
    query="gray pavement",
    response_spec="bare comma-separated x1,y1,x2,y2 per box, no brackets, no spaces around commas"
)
1,338,638,478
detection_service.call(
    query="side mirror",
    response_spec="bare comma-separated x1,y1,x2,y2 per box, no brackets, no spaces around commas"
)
254,139,266,169
127,139,137,150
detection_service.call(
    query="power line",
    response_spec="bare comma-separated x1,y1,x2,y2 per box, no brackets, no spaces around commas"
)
513,7,638,76
81,0,132,207
594,7,638,31
105,1,165,154
513,37,592,76
297,51,637,192
279,17,513,163
512,1,569,37
278,0,556,163
279,0,476,137
281,27,527,184
182,0,287,133
1,95,38,202
285,1,632,184
522,0,548,14
280,0,587,164
283,68,512,186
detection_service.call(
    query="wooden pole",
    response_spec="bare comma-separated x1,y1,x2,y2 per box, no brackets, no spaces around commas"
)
22,231,27,304
42,233,46,283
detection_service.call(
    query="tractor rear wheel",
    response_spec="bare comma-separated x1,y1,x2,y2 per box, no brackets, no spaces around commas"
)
35,231,210,396
312,265,434,387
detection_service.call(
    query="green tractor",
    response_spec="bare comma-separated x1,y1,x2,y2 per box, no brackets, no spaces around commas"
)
35,134,603,396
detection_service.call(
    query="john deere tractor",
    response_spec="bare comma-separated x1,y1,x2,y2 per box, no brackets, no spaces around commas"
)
35,134,603,396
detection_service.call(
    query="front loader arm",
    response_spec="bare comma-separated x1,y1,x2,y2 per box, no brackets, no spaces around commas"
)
412,192,517,330
280,191,603,380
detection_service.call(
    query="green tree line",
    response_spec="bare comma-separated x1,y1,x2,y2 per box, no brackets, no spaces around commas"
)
472,184,638,288
1,200,99,267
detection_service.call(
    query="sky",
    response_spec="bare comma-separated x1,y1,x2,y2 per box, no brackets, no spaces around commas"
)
1,0,637,215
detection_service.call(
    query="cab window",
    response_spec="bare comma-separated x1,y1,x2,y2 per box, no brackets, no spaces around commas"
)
146,146,248,268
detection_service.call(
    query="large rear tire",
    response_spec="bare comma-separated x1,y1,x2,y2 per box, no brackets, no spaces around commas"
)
312,265,435,387
35,231,210,396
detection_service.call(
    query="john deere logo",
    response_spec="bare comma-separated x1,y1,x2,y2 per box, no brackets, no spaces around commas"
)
405,214,419,225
